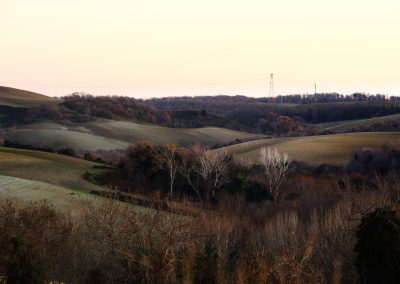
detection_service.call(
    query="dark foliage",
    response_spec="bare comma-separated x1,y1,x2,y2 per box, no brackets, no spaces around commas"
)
346,143,400,176
120,141,169,192
355,207,400,284
141,94,400,126
4,237,45,284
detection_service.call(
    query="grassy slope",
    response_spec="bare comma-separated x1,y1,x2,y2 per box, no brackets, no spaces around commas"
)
0,86,60,107
316,114,400,132
214,132,400,166
0,175,155,213
0,148,170,214
0,175,95,211
3,123,129,152
0,147,108,193
3,120,258,152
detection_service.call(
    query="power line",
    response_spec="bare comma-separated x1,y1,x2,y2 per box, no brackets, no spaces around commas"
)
0,77,267,90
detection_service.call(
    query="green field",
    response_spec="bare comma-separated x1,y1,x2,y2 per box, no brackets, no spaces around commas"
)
214,132,400,165
0,86,60,107
3,120,258,152
0,147,107,193
316,114,400,132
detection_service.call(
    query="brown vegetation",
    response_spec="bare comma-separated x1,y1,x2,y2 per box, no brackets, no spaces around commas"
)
1,178,399,283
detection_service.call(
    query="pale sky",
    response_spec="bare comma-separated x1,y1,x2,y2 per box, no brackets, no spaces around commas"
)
0,0,399,98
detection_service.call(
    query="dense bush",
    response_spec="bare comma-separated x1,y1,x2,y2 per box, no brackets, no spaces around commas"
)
355,207,400,284
346,143,400,176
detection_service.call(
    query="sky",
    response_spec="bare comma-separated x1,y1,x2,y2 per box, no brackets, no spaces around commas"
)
0,0,399,98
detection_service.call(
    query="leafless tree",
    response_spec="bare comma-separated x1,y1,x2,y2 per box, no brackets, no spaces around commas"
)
180,154,202,199
161,145,179,195
260,147,291,203
181,145,229,202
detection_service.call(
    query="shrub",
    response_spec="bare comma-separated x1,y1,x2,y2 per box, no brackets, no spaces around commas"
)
355,207,400,284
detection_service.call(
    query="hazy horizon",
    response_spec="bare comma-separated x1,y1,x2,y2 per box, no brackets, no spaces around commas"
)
1,0,399,98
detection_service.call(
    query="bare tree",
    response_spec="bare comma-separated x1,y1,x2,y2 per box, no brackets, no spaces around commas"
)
162,145,179,195
182,145,229,202
180,156,202,199
260,147,291,203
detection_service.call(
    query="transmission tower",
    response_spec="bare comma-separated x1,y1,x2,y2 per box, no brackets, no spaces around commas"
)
269,73,274,97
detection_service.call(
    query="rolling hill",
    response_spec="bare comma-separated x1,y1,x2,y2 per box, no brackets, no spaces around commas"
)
0,147,108,193
2,120,258,152
0,147,175,213
214,132,400,166
0,86,60,107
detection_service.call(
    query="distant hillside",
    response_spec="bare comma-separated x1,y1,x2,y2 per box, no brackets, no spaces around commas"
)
317,114,400,133
213,132,400,166
0,86,60,107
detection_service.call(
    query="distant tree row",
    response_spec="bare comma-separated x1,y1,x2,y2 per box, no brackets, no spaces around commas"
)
142,95,400,124
62,93,172,125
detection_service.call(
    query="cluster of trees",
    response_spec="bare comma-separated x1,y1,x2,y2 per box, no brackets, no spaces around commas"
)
255,112,306,136
114,141,292,204
62,93,172,125
119,142,232,203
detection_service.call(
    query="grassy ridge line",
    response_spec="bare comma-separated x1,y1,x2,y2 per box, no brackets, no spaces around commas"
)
213,132,400,165
0,147,108,193
0,86,60,107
